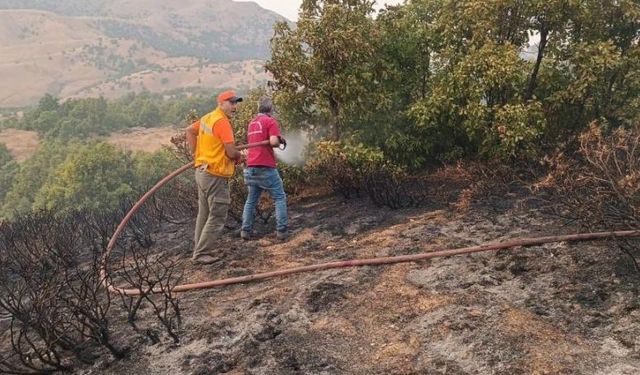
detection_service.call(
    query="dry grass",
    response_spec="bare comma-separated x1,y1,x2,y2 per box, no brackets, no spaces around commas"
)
105,127,181,154
0,128,39,162
0,127,183,164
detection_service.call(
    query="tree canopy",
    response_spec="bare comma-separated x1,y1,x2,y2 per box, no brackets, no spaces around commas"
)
7,92,215,141
1,0,638,218
268,0,640,164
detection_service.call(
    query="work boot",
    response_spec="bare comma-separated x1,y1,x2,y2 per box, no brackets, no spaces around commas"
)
276,231,288,241
240,230,251,241
192,254,221,265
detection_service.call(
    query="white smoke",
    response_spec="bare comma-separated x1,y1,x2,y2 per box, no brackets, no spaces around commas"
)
276,130,309,166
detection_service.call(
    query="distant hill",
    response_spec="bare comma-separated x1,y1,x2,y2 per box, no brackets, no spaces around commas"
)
0,0,286,107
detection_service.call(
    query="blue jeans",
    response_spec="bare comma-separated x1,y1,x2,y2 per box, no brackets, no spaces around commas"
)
242,167,288,233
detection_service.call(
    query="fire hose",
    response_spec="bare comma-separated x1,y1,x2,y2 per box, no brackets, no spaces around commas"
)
100,143,640,296
236,136,287,151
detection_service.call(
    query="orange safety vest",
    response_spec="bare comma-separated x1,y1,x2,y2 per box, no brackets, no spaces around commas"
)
194,108,235,178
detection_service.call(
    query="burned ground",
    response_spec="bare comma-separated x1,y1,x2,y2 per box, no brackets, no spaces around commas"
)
82,191,640,375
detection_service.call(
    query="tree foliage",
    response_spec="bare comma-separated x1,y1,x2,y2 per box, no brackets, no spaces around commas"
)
267,0,378,141
1,0,638,218
0,140,181,219
0,144,17,205
0,144,12,167
1,141,71,216
269,0,640,165
33,142,137,212
232,88,270,143
7,92,214,141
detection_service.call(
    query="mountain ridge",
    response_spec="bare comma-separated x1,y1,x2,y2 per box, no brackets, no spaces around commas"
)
0,0,285,107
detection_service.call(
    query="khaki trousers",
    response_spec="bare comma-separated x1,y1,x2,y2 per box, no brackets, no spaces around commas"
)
193,168,230,259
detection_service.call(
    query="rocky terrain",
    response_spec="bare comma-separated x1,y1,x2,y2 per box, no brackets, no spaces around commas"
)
85,189,640,374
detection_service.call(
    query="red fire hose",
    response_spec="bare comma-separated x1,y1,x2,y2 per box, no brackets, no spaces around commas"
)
236,140,269,150
236,138,287,150
101,163,640,296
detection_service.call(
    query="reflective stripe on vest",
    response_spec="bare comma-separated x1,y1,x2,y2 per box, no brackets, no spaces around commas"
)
194,108,234,178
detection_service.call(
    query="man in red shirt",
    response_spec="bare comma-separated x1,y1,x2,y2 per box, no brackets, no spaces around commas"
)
240,97,288,241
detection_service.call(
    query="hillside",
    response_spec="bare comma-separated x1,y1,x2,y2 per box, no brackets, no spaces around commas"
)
0,0,284,107
86,189,640,374
0,126,184,162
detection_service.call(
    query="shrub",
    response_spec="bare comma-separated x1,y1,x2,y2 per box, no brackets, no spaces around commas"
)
539,121,640,270
279,163,306,196
305,141,428,208
0,191,191,372
305,141,384,198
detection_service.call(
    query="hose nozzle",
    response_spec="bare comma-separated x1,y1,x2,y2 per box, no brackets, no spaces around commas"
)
277,136,287,150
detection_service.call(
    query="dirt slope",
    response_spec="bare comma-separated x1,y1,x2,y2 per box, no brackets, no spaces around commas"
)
88,193,640,374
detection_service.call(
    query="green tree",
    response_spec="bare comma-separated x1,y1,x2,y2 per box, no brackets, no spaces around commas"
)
400,0,639,160
39,97,111,138
267,0,377,141
523,0,576,101
233,88,269,143
1,141,70,217
30,110,62,134
549,0,640,128
134,99,162,127
20,94,62,133
382,0,547,161
0,144,12,167
352,0,443,166
0,144,17,208
33,142,137,213
132,148,181,191
0,162,18,210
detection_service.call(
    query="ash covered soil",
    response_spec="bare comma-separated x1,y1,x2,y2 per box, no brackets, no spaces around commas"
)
89,192,640,375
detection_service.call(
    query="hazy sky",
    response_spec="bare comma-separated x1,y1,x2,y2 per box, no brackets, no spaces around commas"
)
236,0,404,21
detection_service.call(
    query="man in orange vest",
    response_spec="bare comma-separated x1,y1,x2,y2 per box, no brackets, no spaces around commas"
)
186,90,244,264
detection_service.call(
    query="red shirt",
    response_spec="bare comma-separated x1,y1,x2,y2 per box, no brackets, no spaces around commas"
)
246,114,281,168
